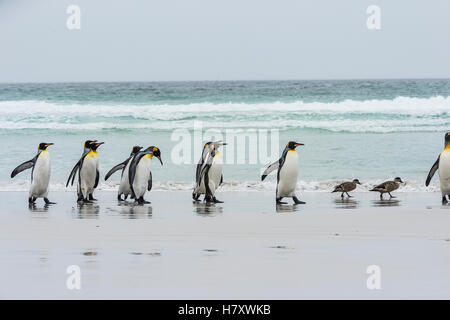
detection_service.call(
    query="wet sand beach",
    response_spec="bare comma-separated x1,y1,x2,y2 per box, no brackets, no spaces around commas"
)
1,191,450,299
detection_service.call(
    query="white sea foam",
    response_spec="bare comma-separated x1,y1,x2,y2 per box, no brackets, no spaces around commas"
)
0,96,449,132
0,179,441,193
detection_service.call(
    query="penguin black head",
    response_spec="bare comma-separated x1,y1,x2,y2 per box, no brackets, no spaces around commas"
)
38,142,54,151
131,146,143,156
394,177,404,184
445,132,450,143
84,140,97,149
150,146,163,165
352,179,361,185
286,141,304,150
91,141,104,151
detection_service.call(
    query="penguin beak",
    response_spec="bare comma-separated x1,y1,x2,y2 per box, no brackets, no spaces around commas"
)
45,143,54,147
95,142,104,148
157,156,163,166
294,142,304,147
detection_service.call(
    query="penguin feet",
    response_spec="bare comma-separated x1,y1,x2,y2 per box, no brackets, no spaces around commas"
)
276,197,287,204
292,196,306,205
28,196,36,204
44,198,56,205
443,196,448,205
137,197,151,205
117,194,125,202
88,194,98,201
204,195,214,203
192,193,201,202
213,197,224,203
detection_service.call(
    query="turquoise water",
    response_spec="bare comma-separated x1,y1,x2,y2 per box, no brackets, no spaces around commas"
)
0,80,449,191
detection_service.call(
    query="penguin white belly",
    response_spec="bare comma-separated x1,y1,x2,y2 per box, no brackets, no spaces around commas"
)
439,150,450,195
208,153,223,195
133,156,152,198
79,155,97,197
118,159,132,195
30,151,51,198
277,151,299,197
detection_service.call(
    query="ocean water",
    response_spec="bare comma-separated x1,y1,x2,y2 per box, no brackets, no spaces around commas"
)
0,79,449,192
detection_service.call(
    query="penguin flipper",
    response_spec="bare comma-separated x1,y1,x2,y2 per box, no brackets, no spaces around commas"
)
426,155,440,186
220,174,223,186
94,170,100,188
104,159,128,181
11,158,35,178
66,161,80,187
147,171,152,191
261,161,279,181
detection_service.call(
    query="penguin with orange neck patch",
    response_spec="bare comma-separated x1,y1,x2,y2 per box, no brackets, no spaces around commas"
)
11,142,55,205
128,146,163,204
262,141,305,205
66,140,104,203
426,132,450,204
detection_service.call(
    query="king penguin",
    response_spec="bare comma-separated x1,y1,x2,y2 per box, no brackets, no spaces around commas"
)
11,142,55,205
66,140,104,203
104,145,143,201
261,141,305,204
192,141,226,203
128,146,163,204
426,132,450,204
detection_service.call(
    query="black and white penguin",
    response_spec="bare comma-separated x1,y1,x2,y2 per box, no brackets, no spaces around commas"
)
11,142,55,205
104,146,143,201
261,141,305,204
426,132,450,204
66,140,104,203
192,141,226,203
128,146,163,204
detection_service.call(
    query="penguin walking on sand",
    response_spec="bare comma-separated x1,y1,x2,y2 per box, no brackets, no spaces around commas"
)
426,132,450,204
332,179,361,198
192,141,226,203
261,141,305,204
104,146,143,201
128,146,163,204
11,143,55,205
370,177,404,199
66,140,104,203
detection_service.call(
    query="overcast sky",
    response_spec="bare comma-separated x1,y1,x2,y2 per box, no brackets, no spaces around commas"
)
0,0,449,82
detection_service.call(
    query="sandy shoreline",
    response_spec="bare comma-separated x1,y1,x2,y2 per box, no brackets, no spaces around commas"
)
1,191,450,299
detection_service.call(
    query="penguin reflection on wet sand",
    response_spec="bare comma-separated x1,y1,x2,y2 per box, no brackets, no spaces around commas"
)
128,146,163,204
193,141,226,203
11,142,55,205
261,141,305,205
66,140,104,203
105,146,143,201
370,177,404,199
332,179,361,198
425,132,450,204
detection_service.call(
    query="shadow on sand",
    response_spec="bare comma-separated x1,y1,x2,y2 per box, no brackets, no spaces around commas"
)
275,204,302,213
118,202,153,218
371,199,401,207
333,198,359,209
193,202,223,216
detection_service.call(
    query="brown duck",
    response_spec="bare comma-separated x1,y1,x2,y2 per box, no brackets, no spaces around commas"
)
332,179,361,198
370,177,404,199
